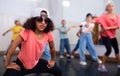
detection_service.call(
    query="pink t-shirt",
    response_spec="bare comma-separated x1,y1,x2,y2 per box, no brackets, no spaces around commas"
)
95,13,120,39
18,30,54,69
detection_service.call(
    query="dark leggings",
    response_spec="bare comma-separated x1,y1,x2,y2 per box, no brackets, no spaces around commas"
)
3,59,62,76
102,37,119,56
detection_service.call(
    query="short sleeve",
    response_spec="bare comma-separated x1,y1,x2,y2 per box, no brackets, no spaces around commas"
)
20,26,23,30
47,32,54,42
10,26,15,31
20,30,28,41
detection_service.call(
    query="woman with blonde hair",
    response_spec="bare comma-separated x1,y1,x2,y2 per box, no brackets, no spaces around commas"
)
94,0,120,72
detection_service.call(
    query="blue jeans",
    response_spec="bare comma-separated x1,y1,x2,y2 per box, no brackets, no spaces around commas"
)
59,38,71,55
79,33,98,61
73,39,80,51
43,43,51,60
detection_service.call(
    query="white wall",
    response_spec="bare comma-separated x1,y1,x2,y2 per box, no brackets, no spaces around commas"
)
0,0,40,17
63,0,105,45
0,0,120,58
63,0,105,22
0,0,49,50
48,0,63,50
62,0,120,58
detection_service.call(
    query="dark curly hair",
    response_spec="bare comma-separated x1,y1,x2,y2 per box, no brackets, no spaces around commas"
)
23,17,54,33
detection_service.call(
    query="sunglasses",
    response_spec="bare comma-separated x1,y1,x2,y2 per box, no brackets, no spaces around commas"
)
40,14,48,18
36,16,49,23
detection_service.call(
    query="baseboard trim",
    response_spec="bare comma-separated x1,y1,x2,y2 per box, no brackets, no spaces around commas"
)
0,50,117,62
56,52,117,62
0,50,19,55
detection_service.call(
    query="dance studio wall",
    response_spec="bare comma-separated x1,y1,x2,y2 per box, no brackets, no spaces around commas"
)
62,0,120,57
0,0,120,58
63,0,120,45
0,0,63,51
0,0,49,50
63,0,105,45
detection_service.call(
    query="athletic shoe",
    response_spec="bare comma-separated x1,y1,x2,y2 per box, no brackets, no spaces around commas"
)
98,65,108,72
67,56,71,61
117,64,120,68
66,54,70,57
79,61,87,65
3,55,6,60
59,55,64,58
71,55,74,58
97,58,102,64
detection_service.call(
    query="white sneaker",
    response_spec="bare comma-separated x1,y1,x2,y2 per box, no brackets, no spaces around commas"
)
66,54,70,57
79,61,87,65
3,55,6,60
71,55,74,58
98,65,108,72
117,64,120,68
59,55,64,58
97,59,102,64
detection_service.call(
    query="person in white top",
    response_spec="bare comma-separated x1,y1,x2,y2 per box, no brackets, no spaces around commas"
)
78,13,102,65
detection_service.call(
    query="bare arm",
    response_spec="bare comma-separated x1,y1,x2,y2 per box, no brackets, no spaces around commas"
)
55,27,66,34
76,29,82,37
47,41,56,68
5,36,23,69
71,24,81,28
49,41,56,61
105,26,119,30
65,24,81,33
58,29,66,34
2,29,11,36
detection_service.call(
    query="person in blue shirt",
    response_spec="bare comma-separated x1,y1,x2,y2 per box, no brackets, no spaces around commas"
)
58,19,72,59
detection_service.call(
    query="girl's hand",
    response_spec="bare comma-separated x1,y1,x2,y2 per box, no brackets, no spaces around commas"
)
2,33,6,36
47,60,55,69
6,62,21,71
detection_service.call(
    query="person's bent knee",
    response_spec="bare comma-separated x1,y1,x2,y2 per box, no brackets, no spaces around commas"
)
3,69,22,76
105,50,112,56
52,64,62,76
115,51,119,55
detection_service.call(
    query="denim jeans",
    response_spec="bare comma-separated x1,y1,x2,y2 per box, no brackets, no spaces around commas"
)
43,43,51,60
73,39,80,51
79,33,98,61
59,38,71,55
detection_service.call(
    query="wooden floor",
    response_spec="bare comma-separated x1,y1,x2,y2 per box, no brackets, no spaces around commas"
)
0,55,120,76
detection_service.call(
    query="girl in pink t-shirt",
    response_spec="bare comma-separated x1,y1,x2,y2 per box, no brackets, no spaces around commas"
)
3,13,61,76
94,1,120,72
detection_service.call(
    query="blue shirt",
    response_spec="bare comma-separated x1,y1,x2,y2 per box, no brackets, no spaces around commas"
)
58,26,68,39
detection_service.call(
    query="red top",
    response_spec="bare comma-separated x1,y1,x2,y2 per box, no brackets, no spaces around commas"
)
95,13,120,39
18,30,54,69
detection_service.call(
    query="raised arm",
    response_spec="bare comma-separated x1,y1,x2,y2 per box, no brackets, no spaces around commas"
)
2,29,11,36
66,24,82,32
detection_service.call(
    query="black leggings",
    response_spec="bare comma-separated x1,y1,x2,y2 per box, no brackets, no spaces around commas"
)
102,37,119,56
3,59,62,76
